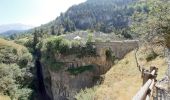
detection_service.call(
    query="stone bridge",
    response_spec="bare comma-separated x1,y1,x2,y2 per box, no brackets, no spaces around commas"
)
92,40,139,59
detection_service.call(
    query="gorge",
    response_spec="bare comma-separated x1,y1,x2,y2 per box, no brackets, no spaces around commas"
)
37,40,138,100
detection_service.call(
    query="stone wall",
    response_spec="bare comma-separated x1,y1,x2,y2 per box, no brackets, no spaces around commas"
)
92,40,139,59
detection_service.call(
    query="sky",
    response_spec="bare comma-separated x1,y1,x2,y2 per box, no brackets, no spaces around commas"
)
0,0,86,26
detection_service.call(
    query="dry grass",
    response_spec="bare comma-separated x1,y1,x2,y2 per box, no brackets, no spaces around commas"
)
0,38,27,55
0,95,10,100
0,38,26,48
94,45,167,100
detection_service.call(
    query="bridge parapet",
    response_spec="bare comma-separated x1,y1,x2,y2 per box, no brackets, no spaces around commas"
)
91,40,139,59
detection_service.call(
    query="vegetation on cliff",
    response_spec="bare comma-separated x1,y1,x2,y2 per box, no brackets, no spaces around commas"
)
0,0,169,99
131,0,170,82
0,38,33,100
67,65,94,75
39,36,97,71
75,44,167,100
75,0,170,99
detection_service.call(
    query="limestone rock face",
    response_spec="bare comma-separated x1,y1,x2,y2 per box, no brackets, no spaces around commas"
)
42,56,111,100
41,41,138,100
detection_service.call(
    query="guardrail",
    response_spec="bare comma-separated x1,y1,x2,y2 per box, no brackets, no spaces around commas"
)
133,67,158,100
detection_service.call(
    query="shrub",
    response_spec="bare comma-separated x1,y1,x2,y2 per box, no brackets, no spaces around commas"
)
105,48,116,63
87,33,93,43
42,36,97,59
67,65,94,75
77,43,97,58
41,36,97,71
0,46,18,64
0,39,33,99
95,38,103,42
146,50,158,62
18,52,32,68
49,62,65,71
0,64,32,100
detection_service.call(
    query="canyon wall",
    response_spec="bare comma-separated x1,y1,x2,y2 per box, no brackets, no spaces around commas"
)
41,40,138,100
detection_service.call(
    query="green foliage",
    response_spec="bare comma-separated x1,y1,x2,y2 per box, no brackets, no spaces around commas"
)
0,46,18,64
67,65,94,75
18,52,32,68
0,64,32,100
0,39,33,100
87,33,93,43
131,0,170,47
48,61,65,71
41,36,97,71
17,88,32,100
21,0,138,38
0,45,32,65
23,38,35,54
41,36,97,59
146,50,158,62
77,43,97,58
95,38,103,42
105,48,116,63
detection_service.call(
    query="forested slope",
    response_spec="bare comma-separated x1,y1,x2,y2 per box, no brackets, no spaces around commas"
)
43,0,137,34
0,38,33,100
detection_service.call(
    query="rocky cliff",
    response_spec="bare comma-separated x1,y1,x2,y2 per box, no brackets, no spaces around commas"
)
40,40,138,100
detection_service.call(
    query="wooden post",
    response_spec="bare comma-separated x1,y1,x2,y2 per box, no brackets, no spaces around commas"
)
133,66,158,100
142,69,151,85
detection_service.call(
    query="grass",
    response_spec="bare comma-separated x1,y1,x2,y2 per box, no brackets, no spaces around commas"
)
0,95,10,100
67,65,94,75
94,50,143,100
94,45,167,100
0,38,28,55
75,44,167,100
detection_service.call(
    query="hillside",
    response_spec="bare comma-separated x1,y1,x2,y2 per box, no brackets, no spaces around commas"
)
0,23,33,36
0,95,10,100
0,38,33,100
0,30,26,37
76,44,167,100
27,0,140,39
0,0,169,100
8,0,145,40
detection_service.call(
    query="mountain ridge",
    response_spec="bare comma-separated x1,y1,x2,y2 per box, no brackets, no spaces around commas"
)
32,0,138,38
0,23,34,36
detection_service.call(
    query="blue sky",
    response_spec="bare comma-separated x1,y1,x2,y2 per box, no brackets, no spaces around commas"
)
0,0,86,26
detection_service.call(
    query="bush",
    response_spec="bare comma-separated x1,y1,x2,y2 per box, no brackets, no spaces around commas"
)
67,65,94,75
42,36,97,59
41,36,97,71
49,62,65,71
18,52,32,68
105,48,116,63
146,50,158,62
0,39,33,99
0,46,18,64
0,64,33,100
77,43,97,58
87,33,93,43
95,38,103,42
17,88,32,100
